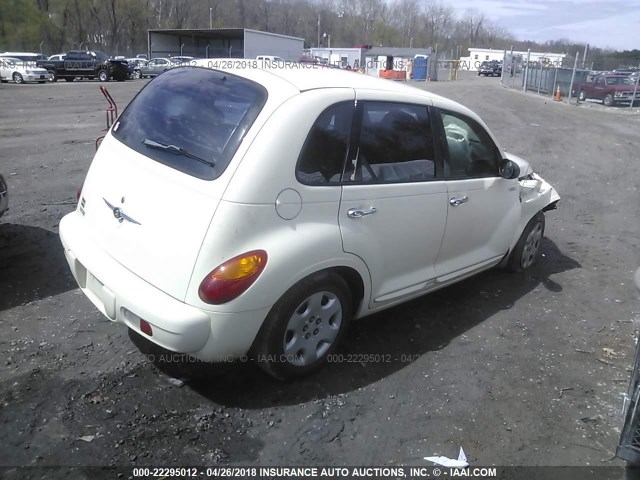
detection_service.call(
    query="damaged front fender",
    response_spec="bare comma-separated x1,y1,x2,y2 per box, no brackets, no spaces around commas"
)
520,172,560,213
503,152,560,251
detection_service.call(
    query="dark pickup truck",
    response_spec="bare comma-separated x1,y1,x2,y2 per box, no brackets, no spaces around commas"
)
37,50,129,82
575,73,639,106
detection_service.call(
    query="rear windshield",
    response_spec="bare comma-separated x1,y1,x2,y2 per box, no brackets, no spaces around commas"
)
112,67,267,180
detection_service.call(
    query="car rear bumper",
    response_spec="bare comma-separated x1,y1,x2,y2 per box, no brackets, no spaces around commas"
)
21,73,48,82
59,212,271,361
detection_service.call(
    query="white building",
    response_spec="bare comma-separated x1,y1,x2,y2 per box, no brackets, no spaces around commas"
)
459,48,566,71
308,47,364,69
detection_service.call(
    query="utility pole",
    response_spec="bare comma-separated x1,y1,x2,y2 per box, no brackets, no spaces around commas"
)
317,12,320,48
581,44,589,69
209,8,213,29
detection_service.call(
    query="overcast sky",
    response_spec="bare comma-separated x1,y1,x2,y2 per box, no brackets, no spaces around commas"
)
442,0,640,51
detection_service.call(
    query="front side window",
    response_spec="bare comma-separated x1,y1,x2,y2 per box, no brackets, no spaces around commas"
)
112,67,267,180
296,102,353,185
440,110,501,178
352,102,436,183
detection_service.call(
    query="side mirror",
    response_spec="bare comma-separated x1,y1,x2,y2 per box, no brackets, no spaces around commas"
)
499,159,520,180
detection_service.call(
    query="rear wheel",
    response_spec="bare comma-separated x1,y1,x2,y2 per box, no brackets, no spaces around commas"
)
251,271,352,380
13,72,24,84
578,90,586,101
507,212,545,272
98,70,109,82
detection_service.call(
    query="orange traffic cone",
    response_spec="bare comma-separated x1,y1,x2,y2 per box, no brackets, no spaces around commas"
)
554,84,562,102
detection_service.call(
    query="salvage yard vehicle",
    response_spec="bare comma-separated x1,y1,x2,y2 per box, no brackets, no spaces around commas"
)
37,50,129,82
478,60,501,77
617,267,640,465
576,73,639,106
139,58,175,78
0,174,8,218
125,58,148,79
0,57,48,84
59,63,560,380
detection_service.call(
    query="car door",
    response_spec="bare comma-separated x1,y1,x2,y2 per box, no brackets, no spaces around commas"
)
433,107,520,282
0,58,11,79
338,91,448,308
594,76,606,100
143,60,159,76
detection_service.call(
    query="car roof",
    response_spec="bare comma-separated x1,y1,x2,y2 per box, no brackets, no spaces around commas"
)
191,59,446,101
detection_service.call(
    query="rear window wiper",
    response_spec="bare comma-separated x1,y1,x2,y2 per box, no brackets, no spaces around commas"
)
142,138,215,167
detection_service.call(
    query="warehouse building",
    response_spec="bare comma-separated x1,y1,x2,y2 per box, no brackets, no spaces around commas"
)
147,28,304,61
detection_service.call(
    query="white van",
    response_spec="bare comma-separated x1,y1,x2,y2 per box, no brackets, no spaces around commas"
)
256,55,285,63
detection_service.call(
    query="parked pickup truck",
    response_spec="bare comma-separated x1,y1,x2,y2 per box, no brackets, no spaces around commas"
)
37,50,129,82
575,73,639,106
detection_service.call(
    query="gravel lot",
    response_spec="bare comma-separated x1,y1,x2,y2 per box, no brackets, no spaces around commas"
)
1,71,640,473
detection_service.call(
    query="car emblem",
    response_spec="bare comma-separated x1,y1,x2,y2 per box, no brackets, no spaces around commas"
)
103,198,141,225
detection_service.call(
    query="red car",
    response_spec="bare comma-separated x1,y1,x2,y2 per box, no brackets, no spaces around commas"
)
576,73,639,106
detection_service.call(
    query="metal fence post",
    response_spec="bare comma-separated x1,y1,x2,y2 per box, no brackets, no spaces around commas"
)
631,72,640,109
449,49,453,80
501,50,506,86
568,52,578,104
523,49,530,92
537,63,542,94
551,67,559,98
433,43,438,81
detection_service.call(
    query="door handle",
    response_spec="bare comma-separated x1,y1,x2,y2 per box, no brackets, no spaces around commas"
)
347,207,377,218
449,196,469,206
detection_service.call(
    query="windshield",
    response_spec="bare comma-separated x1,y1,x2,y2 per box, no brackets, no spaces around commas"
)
606,76,633,86
0,57,39,68
112,67,267,180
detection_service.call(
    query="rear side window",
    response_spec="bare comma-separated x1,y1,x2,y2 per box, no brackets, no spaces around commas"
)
112,67,267,180
296,102,353,185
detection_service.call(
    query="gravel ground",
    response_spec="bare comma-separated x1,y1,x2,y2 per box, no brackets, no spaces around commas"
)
1,71,639,475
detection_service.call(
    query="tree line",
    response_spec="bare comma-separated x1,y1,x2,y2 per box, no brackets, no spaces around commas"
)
0,0,637,69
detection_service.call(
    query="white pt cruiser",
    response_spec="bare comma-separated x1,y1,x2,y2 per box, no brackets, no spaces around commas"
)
59,62,560,379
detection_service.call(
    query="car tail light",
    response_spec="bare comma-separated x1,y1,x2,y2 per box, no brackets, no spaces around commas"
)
140,319,153,336
198,250,268,304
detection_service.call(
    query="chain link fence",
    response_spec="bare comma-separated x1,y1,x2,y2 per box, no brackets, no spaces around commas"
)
500,51,640,108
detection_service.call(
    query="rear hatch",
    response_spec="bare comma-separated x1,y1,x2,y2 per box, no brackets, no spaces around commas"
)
78,67,267,301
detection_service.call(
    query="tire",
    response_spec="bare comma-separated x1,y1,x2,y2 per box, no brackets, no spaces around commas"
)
64,77,74,82
578,90,586,102
133,69,141,79
47,70,57,82
604,94,615,107
98,70,109,82
250,271,353,380
506,212,546,272
13,72,24,84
